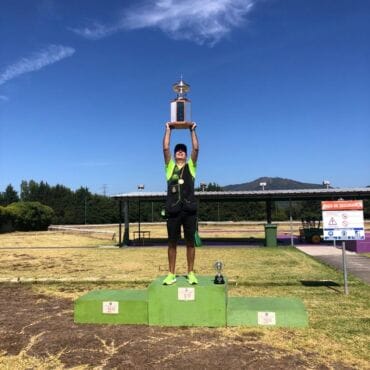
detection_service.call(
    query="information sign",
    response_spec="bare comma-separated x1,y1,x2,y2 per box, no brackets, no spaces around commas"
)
322,200,365,241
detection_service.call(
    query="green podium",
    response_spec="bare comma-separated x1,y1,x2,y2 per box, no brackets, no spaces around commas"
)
74,276,308,328
74,290,147,325
148,276,227,327
227,297,308,327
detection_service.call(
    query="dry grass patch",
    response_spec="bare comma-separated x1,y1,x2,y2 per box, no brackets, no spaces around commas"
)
1,247,369,361
0,352,68,370
3,221,367,247
67,221,306,239
0,231,114,248
1,226,369,368
57,220,370,240
11,246,366,368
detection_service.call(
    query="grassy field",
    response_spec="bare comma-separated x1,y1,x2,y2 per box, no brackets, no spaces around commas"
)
47,222,273,240
0,223,273,247
0,228,369,368
0,231,114,248
45,220,370,242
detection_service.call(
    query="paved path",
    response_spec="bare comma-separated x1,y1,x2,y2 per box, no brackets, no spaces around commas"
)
296,246,370,284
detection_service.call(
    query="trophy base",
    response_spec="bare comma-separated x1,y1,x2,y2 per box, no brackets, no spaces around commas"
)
214,274,225,285
169,122,193,129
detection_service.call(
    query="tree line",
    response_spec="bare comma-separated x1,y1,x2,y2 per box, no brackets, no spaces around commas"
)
0,181,369,226
0,181,119,225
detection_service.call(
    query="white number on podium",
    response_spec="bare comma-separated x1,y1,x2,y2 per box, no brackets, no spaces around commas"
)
178,287,195,301
257,311,276,325
102,301,119,314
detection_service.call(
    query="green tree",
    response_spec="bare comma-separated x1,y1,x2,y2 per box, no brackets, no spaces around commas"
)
0,206,14,232
0,184,19,206
195,182,222,192
7,201,54,231
20,180,30,201
296,199,322,221
74,187,90,224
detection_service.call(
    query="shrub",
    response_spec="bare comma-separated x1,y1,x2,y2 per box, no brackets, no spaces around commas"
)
0,206,14,233
7,202,54,231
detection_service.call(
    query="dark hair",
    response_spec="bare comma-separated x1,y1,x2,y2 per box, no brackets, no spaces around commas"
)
174,143,187,154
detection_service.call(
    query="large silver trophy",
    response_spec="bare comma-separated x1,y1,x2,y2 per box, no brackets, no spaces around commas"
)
169,77,193,129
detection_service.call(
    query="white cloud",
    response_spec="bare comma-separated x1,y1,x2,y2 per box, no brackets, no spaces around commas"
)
0,45,75,86
71,0,256,45
69,22,119,40
0,95,9,102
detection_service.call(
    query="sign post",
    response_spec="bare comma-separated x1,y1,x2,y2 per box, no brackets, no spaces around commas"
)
321,200,365,295
341,241,348,295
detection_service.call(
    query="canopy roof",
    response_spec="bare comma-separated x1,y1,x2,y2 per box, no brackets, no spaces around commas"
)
112,188,370,202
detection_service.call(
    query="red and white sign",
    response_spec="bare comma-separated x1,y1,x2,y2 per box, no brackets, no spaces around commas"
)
322,200,365,241
321,200,363,211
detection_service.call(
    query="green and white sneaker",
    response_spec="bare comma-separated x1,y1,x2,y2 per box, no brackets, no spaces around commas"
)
162,273,176,285
187,271,198,285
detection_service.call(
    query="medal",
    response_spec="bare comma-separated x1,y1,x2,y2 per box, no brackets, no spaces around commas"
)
178,179,184,185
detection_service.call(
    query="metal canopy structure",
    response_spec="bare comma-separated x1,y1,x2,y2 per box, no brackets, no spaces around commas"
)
112,188,370,246
113,188,370,202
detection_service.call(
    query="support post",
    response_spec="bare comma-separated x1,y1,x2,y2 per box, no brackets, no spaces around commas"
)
341,241,349,295
123,200,130,246
266,200,272,224
289,199,294,246
138,199,141,241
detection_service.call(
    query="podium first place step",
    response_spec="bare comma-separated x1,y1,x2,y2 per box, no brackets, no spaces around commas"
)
148,275,228,327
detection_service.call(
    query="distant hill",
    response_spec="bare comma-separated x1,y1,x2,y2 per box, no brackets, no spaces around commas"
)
223,177,326,191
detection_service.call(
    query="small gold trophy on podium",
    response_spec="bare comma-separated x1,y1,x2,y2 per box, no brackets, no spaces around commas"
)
169,77,193,129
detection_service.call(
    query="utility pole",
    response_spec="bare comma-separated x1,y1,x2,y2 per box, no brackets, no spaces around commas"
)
102,184,108,196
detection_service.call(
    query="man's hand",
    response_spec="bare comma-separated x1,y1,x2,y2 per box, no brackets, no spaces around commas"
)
190,122,197,131
165,122,172,131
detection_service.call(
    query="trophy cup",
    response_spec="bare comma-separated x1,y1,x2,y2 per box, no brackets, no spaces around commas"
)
214,261,225,284
169,77,193,129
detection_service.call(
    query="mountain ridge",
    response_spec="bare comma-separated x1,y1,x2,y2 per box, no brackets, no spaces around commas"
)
222,177,326,191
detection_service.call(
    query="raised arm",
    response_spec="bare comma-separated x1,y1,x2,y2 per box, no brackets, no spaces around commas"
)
190,122,199,163
163,122,172,164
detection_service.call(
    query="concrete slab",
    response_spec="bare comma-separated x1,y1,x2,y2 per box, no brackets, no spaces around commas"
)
296,246,370,284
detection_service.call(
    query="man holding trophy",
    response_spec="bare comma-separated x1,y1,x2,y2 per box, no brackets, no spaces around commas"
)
162,78,199,285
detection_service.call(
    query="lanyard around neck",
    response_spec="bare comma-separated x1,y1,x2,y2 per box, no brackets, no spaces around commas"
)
175,164,185,180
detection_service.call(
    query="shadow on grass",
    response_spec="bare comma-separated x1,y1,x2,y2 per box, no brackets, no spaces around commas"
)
300,280,341,293
126,237,268,247
233,281,302,287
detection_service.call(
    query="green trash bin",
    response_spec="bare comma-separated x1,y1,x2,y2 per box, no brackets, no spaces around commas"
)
264,224,277,247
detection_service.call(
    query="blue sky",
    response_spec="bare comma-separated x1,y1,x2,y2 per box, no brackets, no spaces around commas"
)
1,0,369,195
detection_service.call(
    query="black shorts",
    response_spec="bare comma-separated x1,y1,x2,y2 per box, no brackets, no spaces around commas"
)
167,210,197,245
